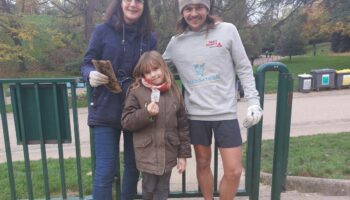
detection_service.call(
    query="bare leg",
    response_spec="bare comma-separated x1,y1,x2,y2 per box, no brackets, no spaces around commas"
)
219,146,243,200
194,144,213,200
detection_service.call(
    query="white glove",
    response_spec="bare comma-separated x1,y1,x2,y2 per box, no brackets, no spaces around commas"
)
89,71,109,87
243,105,263,128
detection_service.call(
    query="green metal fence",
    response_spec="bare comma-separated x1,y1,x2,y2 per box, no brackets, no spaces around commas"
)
0,78,86,200
0,62,293,200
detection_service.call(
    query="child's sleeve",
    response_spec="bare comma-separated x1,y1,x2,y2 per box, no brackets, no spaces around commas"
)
177,103,192,158
121,90,153,132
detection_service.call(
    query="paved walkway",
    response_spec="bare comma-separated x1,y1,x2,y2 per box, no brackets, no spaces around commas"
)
253,55,283,66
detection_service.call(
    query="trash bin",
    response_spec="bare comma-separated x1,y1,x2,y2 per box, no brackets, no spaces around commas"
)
310,68,336,91
335,69,350,89
298,74,313,93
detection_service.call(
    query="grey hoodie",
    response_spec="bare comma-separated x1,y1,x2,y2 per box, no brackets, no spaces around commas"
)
163,22,259,121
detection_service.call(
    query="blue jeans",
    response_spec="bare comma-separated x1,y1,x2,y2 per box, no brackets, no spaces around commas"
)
93,126,139,200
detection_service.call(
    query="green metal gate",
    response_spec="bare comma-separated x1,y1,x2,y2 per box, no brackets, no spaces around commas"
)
248,62,294,200
0,62,293,200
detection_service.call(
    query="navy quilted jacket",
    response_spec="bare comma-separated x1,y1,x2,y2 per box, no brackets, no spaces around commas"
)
81,17,157,128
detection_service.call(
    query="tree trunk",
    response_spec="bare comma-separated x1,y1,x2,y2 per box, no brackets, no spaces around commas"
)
84,0,97,41
1,0,12,13
12,35,27,71
18,55,27,72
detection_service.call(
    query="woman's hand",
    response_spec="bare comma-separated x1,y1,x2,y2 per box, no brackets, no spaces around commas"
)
89,71,109,87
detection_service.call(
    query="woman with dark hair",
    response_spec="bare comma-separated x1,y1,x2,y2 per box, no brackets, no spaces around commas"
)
81,0,157,199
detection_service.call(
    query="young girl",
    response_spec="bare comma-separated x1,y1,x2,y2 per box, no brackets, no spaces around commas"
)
121,50,191,199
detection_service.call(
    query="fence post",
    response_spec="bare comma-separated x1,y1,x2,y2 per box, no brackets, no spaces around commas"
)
255,62,293,200
0,83,17,200
271,72,293,200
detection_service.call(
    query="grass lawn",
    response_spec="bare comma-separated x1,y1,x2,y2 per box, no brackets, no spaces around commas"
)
0,158,93,200
246,132,350,180
1,133,349,199
304,42,332,56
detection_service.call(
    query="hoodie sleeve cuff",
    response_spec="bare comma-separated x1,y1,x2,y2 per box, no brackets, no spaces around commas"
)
247,98,260,107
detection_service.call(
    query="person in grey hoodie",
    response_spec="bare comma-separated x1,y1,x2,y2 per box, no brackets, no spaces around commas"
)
163,0,263,199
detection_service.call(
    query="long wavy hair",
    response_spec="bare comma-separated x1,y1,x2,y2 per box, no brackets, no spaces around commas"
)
103,0,153,36
131,51,183,103
176,8,221,35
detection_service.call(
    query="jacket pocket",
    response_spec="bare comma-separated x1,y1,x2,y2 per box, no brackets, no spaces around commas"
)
134,136,152,148
134,136,154,167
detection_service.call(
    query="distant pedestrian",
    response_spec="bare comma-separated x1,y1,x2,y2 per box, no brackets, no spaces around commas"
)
265,50,269,58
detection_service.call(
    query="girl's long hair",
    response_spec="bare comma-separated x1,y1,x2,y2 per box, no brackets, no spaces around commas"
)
131,51,183,103
103,0,153,36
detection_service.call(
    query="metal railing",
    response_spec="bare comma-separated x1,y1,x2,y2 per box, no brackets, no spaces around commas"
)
0,78,85,200
0,62,293,200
